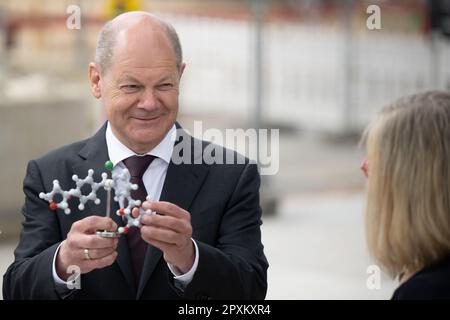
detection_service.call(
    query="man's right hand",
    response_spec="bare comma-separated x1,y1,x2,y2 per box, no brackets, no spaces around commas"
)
56,216,118,281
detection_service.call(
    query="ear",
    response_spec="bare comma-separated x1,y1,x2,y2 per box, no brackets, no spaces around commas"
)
88,62,102,99
178,63,186,80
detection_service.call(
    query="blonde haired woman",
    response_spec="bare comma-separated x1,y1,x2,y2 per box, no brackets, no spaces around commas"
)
362,91,450,299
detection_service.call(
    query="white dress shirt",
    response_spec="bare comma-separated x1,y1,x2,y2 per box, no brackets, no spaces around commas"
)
52,122,199,291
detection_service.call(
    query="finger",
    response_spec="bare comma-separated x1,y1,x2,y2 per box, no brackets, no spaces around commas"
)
141,237,172,253
85,251,118,270
83,247,116,260
131,207,140,219
141,225,186,246
72,216,117,234
142,201,189,219
69,234,118,250
141,214,190,234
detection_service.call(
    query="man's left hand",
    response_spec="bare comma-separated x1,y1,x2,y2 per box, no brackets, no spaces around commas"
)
132,201,194,274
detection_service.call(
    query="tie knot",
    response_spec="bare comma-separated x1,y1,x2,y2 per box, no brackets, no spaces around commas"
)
122,155,156,178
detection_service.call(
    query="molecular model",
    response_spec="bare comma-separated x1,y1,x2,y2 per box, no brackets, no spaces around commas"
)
39,161,154,237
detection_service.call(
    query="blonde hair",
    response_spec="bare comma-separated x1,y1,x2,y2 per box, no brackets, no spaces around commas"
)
363,91,450,278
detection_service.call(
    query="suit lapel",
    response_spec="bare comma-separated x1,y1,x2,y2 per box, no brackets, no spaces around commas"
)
72,123,208,298
136,132,209,299
73,122,136,294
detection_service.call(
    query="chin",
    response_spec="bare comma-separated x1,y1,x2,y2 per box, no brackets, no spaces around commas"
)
132,129,165,148
126,117,174,144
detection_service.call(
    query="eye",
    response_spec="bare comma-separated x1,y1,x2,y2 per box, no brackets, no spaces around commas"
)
120,84,141,93
158,83,174,90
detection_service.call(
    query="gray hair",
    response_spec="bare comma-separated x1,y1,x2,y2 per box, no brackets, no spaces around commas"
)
95,16,183,74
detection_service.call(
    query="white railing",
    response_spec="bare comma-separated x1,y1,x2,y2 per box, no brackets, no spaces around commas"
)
165,13,450,133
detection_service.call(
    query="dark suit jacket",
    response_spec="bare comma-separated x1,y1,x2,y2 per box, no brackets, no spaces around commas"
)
2,122,268,300
391,255,450,300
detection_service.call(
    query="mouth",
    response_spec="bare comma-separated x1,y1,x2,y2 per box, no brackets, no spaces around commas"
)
131,115,161,123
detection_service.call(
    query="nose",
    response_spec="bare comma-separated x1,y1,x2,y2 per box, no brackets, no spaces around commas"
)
136,88,158,111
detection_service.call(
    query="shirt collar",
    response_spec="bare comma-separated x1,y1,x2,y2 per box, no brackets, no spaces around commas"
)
105,121,176,167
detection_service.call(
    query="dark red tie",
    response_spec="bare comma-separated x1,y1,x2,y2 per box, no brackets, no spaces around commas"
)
122,155,156,287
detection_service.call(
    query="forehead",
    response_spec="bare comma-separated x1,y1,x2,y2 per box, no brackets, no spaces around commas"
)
112,25,177,72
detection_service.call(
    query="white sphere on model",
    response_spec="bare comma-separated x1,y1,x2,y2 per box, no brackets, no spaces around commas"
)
39,163,153,237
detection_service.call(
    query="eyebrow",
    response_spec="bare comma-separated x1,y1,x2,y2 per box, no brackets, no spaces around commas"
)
118,74,175,84
158,75,175,83
118,75,141,83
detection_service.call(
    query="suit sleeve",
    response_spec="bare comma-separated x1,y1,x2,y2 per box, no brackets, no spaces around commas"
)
2,160,73,300
181,163,269,300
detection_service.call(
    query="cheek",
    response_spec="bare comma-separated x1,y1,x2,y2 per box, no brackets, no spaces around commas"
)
160,92,179,111
110,88,130,105
105,92,135,116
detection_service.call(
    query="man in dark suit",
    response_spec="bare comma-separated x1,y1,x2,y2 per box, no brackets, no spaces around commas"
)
2,11,268,300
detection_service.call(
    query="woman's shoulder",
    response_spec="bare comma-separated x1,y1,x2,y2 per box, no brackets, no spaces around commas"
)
392,256,450,300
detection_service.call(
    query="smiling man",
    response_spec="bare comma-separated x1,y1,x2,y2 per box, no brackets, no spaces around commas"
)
2,11,268,300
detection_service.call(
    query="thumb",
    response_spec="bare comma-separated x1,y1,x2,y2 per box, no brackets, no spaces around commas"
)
131,207,140,219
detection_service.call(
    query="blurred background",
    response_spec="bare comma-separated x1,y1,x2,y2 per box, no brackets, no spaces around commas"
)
1,0,449,299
